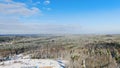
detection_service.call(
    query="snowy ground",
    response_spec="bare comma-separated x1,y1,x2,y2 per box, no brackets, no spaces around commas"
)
0,54,67,68
0,59,66,68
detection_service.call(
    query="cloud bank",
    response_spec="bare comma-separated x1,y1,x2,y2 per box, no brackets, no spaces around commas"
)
0,0,41,17
0,18,81,34
44,0,50,5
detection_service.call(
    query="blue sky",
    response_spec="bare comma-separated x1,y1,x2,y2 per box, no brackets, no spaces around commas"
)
0,0,120,34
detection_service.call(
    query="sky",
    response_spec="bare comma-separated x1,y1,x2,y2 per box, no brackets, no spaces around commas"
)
0,0,120,34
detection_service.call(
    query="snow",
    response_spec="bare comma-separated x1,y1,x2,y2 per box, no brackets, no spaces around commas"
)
0,54,67,68
0,58,66,68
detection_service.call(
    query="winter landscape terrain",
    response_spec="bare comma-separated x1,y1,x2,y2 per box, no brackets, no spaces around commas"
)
0,34,120,68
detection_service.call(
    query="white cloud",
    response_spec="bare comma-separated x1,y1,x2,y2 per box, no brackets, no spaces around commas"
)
0,0,41,17
43,7,51,11
4,0,12,2
44,0,50,5
0,17,81,34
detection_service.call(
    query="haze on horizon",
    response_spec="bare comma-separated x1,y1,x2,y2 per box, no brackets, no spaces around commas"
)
0,0,120,34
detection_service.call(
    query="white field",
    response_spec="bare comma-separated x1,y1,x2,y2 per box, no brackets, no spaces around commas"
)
0,59,67,68
0,54,67,68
